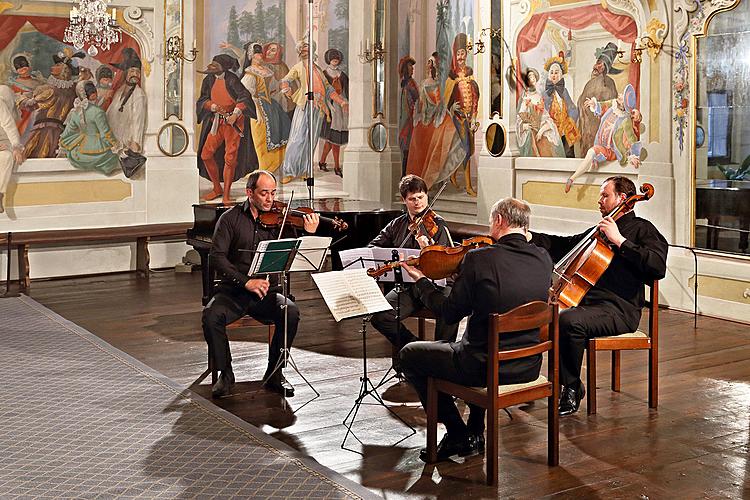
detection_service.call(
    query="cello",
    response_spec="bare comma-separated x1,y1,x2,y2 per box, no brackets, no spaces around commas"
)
551,183,654,309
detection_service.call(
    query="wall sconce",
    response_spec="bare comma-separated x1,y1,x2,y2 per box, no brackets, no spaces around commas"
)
166,35,198,62
617,35,678,64
358,39,385,64
467,27,505,55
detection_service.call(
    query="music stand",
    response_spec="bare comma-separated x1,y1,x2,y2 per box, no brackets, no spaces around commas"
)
320,258,416,453
3,232,20,297
243,237,331,405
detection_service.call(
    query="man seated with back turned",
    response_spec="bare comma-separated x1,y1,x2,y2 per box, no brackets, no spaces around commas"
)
203,170,320,398
530,175,667,415
369,174,459,370
400,198,553,462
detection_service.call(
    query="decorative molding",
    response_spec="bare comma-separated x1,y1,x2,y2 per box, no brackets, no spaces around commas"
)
121,6,155,68
602,0,647,31
672,0,741,153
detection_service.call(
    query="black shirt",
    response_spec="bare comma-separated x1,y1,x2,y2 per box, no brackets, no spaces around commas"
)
210,199,299,289
531,211,668,330
369,212,452,249
414,233,554,384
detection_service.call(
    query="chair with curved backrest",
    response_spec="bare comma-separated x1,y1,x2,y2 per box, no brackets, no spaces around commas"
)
586,280,659,414
425,300,560,486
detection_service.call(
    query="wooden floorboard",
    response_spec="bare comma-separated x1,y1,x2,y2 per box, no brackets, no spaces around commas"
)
25,270,750,499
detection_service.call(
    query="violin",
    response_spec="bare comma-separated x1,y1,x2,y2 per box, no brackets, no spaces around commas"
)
258,201,348,232
552,183,654,309
408,209,441,244
367,236,494,280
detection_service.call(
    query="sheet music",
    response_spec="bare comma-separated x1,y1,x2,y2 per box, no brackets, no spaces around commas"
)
312,269,392,322
338,247,446,285
290,236,332,272
249,238,299,275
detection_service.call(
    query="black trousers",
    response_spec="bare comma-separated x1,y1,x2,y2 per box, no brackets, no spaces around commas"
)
370,285,459,349
202,284,300,376
400,341,486,437
558,302,631,387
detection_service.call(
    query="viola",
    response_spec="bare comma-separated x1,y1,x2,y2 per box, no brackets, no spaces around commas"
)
258,201,348,232
367,236,494,280
552,183,654,309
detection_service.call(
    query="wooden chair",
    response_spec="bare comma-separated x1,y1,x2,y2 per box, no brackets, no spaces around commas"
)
586,280,659,415
413,307,435,340
426,300,559,486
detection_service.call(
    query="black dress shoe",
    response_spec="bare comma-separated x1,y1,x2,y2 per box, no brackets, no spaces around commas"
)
211,371,234,398
469,432,485,454
419,433,475,463
559,383,585,416
264,372,295,397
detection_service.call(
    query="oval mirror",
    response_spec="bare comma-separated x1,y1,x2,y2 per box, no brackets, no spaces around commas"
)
157,122,188,156
485,122,506,157
368,122,387,152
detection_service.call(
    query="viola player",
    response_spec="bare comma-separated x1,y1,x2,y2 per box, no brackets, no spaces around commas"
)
202,170,319,398
530,176,667,415
399,197,553,462
368,175,459,373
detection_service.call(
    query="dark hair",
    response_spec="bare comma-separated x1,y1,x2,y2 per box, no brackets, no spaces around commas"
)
246,170,277,190
604,176,636,198
325,48,343,65
429,52,439,79
96,65,114,80
398,174,428,199
83,81,97,99
13,55,29,70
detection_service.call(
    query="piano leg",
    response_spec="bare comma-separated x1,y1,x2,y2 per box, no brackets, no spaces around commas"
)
196,247,212,306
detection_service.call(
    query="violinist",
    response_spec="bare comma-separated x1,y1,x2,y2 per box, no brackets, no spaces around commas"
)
369,175,459,371
530,176,667,416
399,198,553,462
202,170,319,398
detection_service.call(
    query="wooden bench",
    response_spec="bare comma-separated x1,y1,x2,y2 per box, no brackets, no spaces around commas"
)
1,222,192,292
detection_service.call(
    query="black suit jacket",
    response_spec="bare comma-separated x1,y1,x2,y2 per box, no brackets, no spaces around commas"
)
414,233,553,384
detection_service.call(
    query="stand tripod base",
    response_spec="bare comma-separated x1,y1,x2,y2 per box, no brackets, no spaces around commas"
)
263,349,320,413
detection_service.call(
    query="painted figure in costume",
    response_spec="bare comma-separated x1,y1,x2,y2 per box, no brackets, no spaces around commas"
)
95,65,115,110
398,56,419,176
576,42,621,155
565,83,644,192
60,81,120,175
107,49,147,155
240,43,290,174
516,68,564,157
443,33,480,196
196,54,257,204
406,54,453,186
8,54,44,139
22,49,84,159
543,52,579,158
319,48,349,177
0,85,24,214
279,39,348,184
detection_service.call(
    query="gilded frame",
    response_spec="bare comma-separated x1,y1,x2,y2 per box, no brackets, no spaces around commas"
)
689,0,745,254
371,0,386,119
157,122,189,156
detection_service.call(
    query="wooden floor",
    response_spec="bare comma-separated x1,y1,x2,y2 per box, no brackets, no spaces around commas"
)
26,269,750,499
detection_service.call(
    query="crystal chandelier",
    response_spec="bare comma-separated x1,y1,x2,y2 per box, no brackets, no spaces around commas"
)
63,0,122,56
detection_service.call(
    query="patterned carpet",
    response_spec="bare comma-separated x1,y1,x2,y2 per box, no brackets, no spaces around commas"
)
0,295,380,499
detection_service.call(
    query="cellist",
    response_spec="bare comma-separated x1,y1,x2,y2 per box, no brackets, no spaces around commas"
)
529,176,668,416
368,175,459,373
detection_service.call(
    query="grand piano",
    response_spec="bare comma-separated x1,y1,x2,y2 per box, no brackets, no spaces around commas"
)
186,198,403,304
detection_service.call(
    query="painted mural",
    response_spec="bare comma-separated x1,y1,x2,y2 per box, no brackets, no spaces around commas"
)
399,0,479,197
0,11,147,213
202,0,349,202
515,4,646,190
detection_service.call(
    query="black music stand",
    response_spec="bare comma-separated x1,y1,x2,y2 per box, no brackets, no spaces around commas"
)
332,257,416,453
3,232,20,298
243,238,331,406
